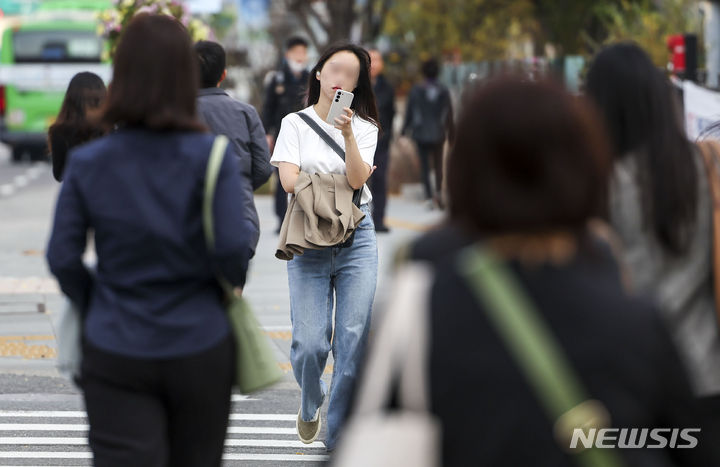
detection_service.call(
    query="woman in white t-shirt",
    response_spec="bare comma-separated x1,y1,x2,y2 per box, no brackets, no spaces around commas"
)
270,43,379,451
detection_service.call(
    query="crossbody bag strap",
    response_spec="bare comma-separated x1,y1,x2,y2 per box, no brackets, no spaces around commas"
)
295,111,363,205
202,135,233,295
458,245,624,467
296,111,346,161
698,140,720,325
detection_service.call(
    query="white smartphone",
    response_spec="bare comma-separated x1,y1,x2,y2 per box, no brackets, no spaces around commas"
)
326,89,354,126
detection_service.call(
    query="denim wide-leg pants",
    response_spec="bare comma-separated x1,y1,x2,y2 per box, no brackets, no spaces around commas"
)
287,204,378,450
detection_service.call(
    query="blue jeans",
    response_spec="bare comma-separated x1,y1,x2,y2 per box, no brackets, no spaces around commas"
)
287,204,378,450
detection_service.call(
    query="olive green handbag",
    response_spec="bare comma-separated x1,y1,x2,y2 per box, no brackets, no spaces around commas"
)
203,135,284,394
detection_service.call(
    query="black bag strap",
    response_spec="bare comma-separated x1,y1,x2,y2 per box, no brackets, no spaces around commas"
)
295,111,346,162
295,111,363,207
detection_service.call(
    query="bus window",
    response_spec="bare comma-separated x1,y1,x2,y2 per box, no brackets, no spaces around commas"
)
13,30,102,63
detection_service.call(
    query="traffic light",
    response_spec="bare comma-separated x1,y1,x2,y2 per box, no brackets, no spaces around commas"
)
667,33,698,82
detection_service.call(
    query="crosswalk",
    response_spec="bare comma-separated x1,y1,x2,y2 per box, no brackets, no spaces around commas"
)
0,395,329,465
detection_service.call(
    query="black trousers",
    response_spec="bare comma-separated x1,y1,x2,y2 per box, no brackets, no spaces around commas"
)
416,141,445,200
274,168,288,225
370,140,390,227
80,335,235,467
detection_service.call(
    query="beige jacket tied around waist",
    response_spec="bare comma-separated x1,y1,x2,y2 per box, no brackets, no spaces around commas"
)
276,172,366,261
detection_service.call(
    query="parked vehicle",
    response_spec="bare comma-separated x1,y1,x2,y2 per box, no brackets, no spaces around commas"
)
0,2,110,162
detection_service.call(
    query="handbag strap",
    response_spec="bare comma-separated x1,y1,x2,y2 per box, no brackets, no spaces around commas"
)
295,111,363,205
202,135,233,295
352,263,433,415
296,111,346,161
697,141,720,324
458,245,623,467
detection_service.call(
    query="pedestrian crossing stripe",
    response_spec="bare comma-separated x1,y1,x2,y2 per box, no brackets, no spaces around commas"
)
0,423,298,434
0,452,330,462
0,437,325,448
0,409,329,463
231,394,253,401
0,411,294,421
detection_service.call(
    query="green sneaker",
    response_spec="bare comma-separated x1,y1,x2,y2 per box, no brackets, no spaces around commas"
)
296,407,321,444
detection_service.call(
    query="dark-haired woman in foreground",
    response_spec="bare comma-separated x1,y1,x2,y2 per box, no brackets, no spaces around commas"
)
46,14,254,466
344,78,720,466
48,72,106,181
271,42,379,451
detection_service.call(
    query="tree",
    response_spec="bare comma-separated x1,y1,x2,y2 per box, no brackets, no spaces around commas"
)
383,0,535,62
593,0,702,66
529,0,626,56
285,0,393,50
381,0,629,61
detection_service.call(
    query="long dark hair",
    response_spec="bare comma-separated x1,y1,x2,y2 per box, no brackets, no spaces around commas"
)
307,42,379,128
48,72,106,158
586,42,697,255
102,14,204,132
52,72,106,127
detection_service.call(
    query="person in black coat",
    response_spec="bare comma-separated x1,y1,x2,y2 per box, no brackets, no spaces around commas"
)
262,36,310,232
402,58,454,208
195,40,272,254
345,78,720,466
47,72,106,182
368,49,395,232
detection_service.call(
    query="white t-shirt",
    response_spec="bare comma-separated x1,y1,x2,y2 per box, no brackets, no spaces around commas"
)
270,105,379,204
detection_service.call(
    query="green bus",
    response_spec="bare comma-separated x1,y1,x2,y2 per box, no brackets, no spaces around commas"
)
0,1,110,162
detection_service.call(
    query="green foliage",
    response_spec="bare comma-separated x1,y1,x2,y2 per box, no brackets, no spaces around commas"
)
594,0,702,66
384,0,535,61
382,0,701,64
531,0,624,55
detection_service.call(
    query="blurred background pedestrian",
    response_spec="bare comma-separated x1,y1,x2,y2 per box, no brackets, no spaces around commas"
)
586,42,720,420
368,48,395,233
401,58,454,209
195,39,272,254
47,72,106,182
262,36,311,233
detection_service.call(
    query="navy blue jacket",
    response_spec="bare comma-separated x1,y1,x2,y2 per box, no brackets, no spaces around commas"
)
46,128,254,358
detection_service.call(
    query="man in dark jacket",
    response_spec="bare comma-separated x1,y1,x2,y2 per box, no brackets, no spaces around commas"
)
402,58,454,208
261,37,310,232
369,49,395,233
195,41,272,254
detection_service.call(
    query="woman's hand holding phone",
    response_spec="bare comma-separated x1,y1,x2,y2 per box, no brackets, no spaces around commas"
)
334,107,354,139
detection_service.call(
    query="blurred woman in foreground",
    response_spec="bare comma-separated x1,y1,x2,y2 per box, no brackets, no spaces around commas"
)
341,78,719,466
